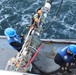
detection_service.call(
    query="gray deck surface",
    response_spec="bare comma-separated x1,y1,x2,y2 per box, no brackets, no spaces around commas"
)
0,38,17,70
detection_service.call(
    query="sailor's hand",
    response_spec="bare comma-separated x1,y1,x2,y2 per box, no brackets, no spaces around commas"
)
20,33,24,37
66,62,69,67
71,62,75,66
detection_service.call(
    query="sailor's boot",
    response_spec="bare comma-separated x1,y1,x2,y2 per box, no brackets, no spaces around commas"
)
65,67,72,73
59,67,65,73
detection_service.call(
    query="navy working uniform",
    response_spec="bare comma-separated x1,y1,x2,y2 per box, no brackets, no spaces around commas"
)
4,28,24,52
54,44,76,73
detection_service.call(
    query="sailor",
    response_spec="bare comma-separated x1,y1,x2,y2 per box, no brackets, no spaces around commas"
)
4,28,24,52
54,44,76,73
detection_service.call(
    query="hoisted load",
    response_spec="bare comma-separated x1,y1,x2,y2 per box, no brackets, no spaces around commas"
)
5,0,53,72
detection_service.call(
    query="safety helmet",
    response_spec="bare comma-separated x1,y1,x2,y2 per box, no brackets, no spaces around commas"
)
4,28,16,37
67,44,76,55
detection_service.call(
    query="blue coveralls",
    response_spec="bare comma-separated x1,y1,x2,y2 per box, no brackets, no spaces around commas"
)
7,34,23,52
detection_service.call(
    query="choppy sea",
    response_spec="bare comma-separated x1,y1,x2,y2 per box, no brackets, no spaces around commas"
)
0,0,76,39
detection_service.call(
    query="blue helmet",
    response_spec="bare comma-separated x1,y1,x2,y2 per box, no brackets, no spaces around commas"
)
4,28,16,37
67,44,76,55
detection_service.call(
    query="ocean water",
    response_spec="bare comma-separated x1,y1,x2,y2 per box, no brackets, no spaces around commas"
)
0,0,76,39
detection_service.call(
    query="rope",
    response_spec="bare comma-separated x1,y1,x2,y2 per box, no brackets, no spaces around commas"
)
43,0,63,31
43,42,56,58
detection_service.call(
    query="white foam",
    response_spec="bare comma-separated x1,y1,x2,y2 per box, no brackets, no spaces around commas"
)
4,14,9,19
